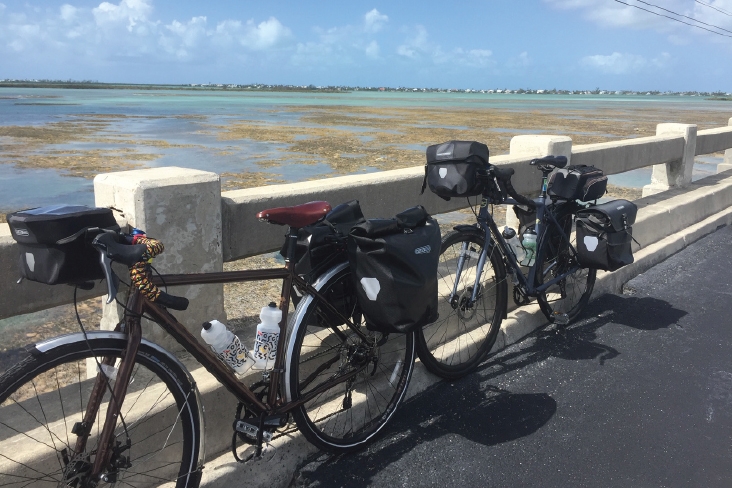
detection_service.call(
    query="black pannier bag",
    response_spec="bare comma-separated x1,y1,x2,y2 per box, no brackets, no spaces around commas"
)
6,205,120,285
422,140,491,200
281,200,366,281
548,165,607,202
575,199,638,271
347,206,441,334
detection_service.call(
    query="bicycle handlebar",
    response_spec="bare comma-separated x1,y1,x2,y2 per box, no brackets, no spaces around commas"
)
91,230,189,311
487,167,537,209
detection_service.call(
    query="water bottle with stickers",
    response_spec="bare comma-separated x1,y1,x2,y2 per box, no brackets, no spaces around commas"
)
201,320,255,375
252,302,282,370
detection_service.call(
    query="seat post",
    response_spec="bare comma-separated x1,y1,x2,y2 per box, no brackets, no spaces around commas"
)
540,166,554,199
284,226,300,269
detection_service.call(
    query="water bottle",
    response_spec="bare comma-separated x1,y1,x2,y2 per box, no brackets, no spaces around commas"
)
521,228,537,267
252,302,282,370
502,226,526,264
201,320,255,374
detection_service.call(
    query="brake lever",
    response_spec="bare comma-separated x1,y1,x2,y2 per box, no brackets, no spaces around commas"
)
99,252,119,304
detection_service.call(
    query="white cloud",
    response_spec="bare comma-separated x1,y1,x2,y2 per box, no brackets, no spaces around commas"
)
242,17,292,50
161,16,207,58
364,9,388,33
544,0,732,41
0,0,297,67
581,51,672,74
397,25,429,59
582,52,646,74
397,26,494,68
365,40,379,58
290,9,391,66
509,51,531,67
0,2,495,79
467,49,493,64
60,4,77,22
93,0,153,31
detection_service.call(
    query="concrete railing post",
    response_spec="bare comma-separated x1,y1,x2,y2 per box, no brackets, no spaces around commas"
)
642,123,697,197
717,117,732,174
94,167,225,351
505,135,572,229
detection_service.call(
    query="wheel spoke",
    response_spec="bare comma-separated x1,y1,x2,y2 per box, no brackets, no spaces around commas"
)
289,267,415,451
0,340,199,488
416,231,506,379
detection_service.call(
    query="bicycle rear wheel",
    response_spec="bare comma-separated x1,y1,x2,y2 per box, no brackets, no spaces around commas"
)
416,229,507,380
286,265,415,452
535,211,596,323
0,334,201,488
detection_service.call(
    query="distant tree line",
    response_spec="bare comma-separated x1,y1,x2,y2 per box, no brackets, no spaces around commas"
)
0,79,728,97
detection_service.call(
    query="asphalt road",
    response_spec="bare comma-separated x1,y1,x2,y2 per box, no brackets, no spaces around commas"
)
292,224,732,488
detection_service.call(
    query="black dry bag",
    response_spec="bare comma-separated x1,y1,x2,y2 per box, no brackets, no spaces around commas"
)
347,206,441,334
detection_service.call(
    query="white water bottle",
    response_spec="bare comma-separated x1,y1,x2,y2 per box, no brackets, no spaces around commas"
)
201,320,255,374
252,302,282,370
502,226,526,263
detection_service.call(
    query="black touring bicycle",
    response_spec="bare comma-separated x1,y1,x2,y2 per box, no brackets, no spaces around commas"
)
416,140,638,380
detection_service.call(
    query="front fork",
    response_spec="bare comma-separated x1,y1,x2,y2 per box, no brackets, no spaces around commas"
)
450,238,489,309
72,294,144,485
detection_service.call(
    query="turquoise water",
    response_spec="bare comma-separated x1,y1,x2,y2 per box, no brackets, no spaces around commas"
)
1,87,730,212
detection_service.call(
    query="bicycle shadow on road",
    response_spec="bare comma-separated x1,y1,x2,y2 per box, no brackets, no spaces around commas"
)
478,293,688,383
293,379,556,487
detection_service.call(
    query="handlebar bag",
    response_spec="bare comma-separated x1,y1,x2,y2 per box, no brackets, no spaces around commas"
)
347,205,441,334
423,141,490,200
6,205,119,285
575,199,638,271
548,165,607,202
281,200,366,282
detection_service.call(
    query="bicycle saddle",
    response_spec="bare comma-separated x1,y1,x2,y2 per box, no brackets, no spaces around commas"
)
530,155,567,168
257,201,332,228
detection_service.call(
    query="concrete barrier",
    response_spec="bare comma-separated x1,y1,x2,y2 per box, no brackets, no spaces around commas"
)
2,121,732,321
3,118,732,487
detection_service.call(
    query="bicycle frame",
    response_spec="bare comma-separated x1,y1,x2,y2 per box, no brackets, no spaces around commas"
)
451,171,582,307
79,227,368,480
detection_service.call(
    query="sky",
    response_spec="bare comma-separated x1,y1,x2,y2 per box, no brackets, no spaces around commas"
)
1,0,731,91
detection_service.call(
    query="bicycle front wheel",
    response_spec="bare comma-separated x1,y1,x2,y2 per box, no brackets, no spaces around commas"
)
286,265,415,452
535,211,596,323
416,229,507,380
0,334,201,488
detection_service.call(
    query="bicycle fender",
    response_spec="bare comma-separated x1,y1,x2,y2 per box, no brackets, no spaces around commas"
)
452,224,482,234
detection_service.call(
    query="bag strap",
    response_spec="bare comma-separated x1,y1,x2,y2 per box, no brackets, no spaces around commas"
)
621,213,642,249
420,165,427,195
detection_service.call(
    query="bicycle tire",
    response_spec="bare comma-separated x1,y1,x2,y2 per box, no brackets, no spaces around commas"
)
416,229,507,380
534,210,596,323
0,333,201,488
286,264,416,452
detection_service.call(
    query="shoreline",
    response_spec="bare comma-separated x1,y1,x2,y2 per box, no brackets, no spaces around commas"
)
0,93,729,212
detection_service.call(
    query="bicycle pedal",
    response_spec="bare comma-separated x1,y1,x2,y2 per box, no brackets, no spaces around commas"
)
235,420,274,443
552,313,570,326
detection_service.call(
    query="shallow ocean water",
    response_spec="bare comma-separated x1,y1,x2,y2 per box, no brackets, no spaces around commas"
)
1,88,730,212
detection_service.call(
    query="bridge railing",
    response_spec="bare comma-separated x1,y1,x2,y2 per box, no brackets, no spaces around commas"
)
1,119,732,349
